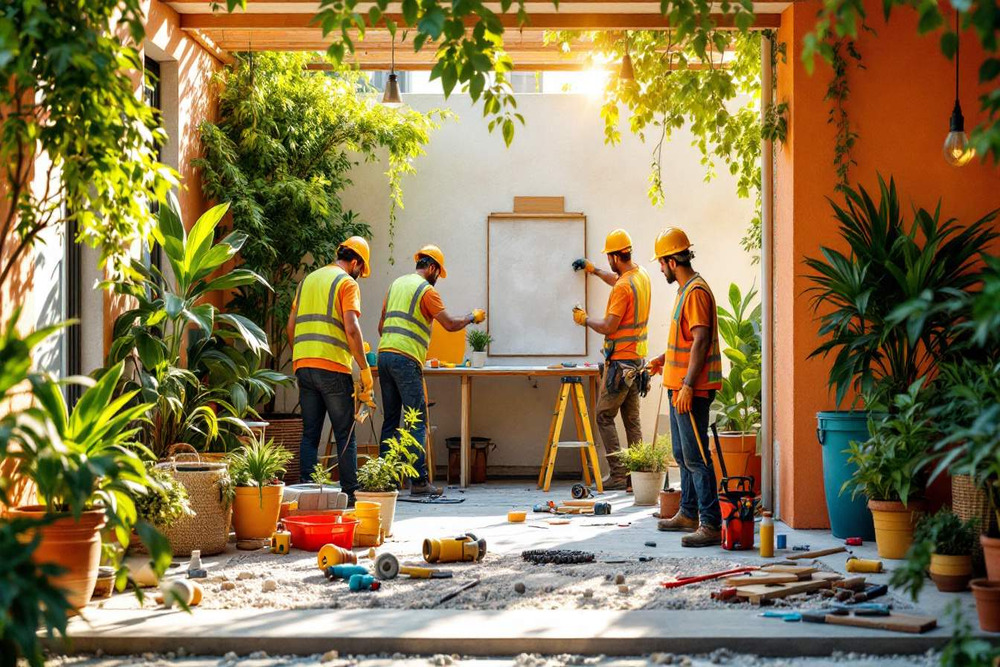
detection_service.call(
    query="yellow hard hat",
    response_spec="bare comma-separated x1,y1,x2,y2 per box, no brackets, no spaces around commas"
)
651,227,692,261
339,236,371,278
601,229,633,255
414,244,447,279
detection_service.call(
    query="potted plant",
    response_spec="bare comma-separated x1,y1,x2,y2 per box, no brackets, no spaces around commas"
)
712,282,762,495
842,379,933,559
614,438,672,506
228,436,292,543
356,407,421,536
467,329,493,368
892,510,978,597
804,176,996,540
285,464,348,513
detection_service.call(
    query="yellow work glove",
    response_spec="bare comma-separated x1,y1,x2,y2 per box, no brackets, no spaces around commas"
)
572,306,588,326
471,308,486,324
363,341,371,354
357,366,376,410
572,258,595,273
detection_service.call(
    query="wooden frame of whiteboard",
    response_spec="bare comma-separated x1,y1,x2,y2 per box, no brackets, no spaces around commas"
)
486,212,588,357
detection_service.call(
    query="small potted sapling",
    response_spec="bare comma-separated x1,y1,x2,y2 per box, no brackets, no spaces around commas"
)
892,510,979,596
228,436,292,542
613,438,672,506
284,464,348,513
355,407,420,537
467,329,492,368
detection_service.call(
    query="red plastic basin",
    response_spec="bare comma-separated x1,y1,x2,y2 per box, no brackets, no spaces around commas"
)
283,514,359,552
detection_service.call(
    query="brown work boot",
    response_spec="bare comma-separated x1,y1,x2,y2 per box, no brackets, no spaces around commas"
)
603,473,630,491
681,524,722,548
657,511,699,532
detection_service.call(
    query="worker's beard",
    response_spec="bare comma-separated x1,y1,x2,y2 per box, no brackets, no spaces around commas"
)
663,265,677,284
426,269,439,286
349,264,363,280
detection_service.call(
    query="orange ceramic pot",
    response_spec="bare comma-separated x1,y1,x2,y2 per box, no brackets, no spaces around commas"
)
232,484,284,541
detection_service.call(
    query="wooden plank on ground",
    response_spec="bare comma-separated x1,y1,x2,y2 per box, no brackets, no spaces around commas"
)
723,574,801,586
735,572,843,603
760,565,818,577
787,546,848,561
823,613,937,634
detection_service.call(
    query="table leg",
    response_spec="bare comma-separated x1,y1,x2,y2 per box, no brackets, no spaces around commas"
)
461,375,471,488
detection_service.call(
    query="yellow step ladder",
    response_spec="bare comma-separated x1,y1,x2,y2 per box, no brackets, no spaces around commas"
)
538,376,603,493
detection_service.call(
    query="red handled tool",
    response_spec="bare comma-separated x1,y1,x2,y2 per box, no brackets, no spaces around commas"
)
661,566,758,589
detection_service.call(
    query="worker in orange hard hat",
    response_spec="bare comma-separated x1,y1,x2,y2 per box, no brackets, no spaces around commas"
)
648,227,724,548
286,235,375,507
377,244,485,496
572,228,652,490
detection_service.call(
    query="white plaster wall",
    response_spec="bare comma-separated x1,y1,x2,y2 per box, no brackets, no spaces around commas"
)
338,93,759,477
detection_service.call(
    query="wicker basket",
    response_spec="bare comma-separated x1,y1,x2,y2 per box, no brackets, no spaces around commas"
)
157,445,233,557
263,415,303,484
953,474,996,569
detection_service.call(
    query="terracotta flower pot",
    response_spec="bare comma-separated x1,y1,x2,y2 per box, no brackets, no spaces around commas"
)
631,471,666,506
9,505,107,611
232,484,284,541
982,534,1000,581
868,499,926,560
355,490,399,537
929,553,973,592
712,431,761,496
659,489,681,518
970,579,1000,633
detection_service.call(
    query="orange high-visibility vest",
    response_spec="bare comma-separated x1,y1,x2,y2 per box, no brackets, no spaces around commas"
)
606,266,651,360
664,274,723,391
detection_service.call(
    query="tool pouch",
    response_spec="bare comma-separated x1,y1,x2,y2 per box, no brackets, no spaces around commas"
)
637,368,651,398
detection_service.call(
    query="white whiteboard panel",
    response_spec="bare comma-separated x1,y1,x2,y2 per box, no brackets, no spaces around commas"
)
487,215,587,356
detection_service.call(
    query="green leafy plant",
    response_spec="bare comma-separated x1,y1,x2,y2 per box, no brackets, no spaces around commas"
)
712,283,762,434
105,194,291,457
613,436,674,474
229,437,293,495
467,329,493,353
0,517,74,667
359,407,421,492
842,379,934,504
311,463,335,491
891,509,979,601
803,175,999,408
938,600,1000,666
133,467,194,529
194,53,441,380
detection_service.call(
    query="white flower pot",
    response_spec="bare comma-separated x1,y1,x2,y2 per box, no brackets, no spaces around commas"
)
631,471,666,506
471,351,487,368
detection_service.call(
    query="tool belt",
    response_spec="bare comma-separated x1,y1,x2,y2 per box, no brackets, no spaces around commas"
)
603,359,649,397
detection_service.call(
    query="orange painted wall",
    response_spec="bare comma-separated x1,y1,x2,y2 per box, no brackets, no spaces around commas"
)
775,1,1000,527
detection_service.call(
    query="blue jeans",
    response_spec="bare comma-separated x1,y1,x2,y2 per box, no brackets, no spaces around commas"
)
296,368,358,495
377,351,429,484
669,389,721,528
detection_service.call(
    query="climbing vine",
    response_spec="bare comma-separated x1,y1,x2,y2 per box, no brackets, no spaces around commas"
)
825,38,865,191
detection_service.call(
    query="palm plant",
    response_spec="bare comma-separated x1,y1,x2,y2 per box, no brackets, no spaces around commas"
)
228,436,293,504
803,175,998,408
712,283,762,433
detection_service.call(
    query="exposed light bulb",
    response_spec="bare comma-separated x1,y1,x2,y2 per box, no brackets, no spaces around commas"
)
943,11,975,167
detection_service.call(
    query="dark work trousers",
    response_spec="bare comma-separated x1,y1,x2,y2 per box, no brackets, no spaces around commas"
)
296,367,358,496
377,351,429,484
669,389,721,528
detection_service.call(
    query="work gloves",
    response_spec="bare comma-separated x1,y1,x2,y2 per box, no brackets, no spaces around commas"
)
572,258,595,273
471,309,487,324
357,366,377,410
647,356,664,376
572,306,588,326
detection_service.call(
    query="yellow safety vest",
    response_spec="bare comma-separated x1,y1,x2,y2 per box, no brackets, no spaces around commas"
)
606,266,652,360
292,265,354,370
378,273,434,364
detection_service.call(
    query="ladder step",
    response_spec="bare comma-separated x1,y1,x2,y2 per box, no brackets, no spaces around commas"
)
554,441,591,448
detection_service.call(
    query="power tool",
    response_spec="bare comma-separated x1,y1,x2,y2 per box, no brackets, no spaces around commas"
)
423,533,487,563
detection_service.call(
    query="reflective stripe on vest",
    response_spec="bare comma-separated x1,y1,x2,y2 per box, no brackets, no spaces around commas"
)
664,274,723,389
292,265,354,368
378,273,434,364
607,266,652,358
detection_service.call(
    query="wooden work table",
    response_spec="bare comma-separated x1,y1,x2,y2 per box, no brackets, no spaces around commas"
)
372,365,601,487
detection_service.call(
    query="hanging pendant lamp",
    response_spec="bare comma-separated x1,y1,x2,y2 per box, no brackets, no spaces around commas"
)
382,34,403,107
619,32,635,81
942,11,975,166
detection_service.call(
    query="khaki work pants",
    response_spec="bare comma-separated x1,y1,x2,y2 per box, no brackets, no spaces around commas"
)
595,370,642,480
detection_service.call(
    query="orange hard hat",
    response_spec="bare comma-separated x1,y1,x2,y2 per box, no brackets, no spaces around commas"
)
651,227,692,261
601,229,633,255
414,244,447,279
339,236,371,278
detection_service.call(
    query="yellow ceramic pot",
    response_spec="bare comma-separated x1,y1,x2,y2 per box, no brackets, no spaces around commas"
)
868,499,925,560
232,484,284,541
929,553,973,592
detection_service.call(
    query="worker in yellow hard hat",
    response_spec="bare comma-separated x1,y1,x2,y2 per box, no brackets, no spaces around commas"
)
647,227,724,547
571,229,652,490
377,244,486,496
286,235,375,507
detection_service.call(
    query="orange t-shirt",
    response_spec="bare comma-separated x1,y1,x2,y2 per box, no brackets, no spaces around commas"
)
663,287,716,395
379,286,446,363
292,279,361,375
605,267,650,361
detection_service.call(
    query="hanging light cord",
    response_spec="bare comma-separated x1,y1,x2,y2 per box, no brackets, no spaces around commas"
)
954,10,960,103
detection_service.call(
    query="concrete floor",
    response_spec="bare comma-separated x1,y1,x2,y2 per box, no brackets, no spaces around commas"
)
53,482,992,661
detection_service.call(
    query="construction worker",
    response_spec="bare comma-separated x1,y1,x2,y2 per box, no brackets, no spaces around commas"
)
572,229,651,490
378,245,486,496
647,227,724,547
287,236,376,507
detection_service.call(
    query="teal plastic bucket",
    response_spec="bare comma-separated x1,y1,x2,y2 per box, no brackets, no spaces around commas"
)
816,411,876,540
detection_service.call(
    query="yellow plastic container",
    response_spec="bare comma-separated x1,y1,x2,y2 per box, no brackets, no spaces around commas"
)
759,511,774,558
508,510,527,523
353,501,382,548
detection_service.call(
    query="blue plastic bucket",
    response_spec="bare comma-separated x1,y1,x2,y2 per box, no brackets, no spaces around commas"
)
816,411,877,540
